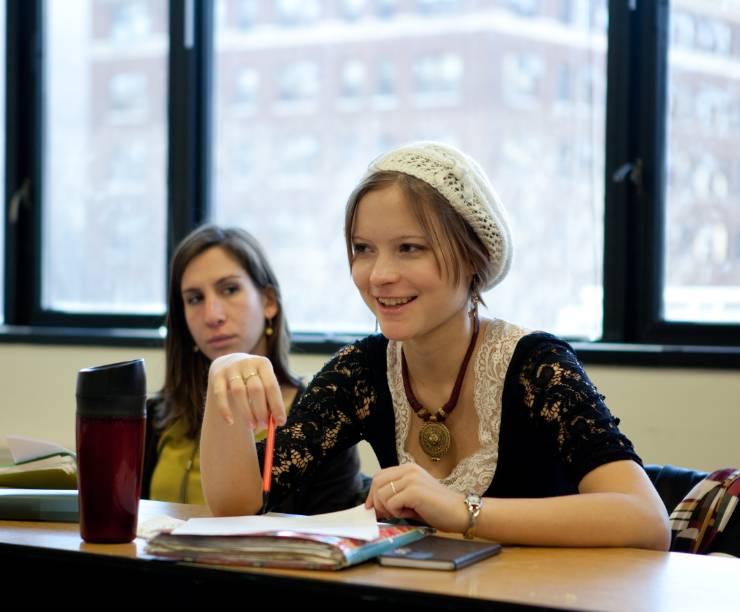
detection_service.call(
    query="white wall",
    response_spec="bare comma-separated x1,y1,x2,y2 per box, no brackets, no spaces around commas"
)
1,344,737,473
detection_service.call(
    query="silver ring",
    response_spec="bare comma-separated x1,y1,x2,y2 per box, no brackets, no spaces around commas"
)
390,481,397,495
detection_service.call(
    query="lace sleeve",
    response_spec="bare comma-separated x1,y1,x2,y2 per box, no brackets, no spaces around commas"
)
515,335,641,483
256,339,378,508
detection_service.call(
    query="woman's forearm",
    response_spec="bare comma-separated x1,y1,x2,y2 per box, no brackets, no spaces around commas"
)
200,388,263,516
473,492,670,550
469,462,671,549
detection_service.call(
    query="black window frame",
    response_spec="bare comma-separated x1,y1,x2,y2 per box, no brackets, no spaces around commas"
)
2,0,739,368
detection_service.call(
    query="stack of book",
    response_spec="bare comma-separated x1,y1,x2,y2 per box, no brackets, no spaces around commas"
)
145,505,430,570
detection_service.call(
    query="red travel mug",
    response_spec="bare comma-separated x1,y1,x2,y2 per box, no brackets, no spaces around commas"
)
75,359,146,543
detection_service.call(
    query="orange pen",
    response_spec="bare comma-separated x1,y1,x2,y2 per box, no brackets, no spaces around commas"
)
262,414,276,511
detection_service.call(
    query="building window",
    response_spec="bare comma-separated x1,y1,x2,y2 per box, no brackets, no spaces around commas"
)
108,73,149,124
413,53,463,105
234,67,260,113
376,58,397,101
276,0,321,26
277,60,320,108
108,0,151,43
416,0,459,16
340,59,366,100
341,0,367,21
505,0,541,18
503,53,543,106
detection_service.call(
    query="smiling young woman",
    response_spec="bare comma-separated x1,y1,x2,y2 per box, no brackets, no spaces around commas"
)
200,144,669,550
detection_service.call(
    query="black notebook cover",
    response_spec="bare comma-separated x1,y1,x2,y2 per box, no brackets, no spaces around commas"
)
378,535,501,570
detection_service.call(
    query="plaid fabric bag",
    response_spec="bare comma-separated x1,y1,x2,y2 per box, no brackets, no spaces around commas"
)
669,467,740,555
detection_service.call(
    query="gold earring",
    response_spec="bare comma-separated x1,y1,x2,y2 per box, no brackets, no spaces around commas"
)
469,275,480,319
469,293,480,320
265,318,274,336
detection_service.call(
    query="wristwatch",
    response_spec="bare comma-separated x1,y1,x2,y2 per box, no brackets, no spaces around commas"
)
463,493,483,539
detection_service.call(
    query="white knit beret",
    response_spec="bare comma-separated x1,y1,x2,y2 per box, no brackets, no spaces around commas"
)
367,141,512,290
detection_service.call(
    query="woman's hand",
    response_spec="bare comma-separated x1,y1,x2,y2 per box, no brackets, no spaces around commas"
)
207,353,287,431
365,463,469,534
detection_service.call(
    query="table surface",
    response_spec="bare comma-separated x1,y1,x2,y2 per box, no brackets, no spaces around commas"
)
1,499,738,611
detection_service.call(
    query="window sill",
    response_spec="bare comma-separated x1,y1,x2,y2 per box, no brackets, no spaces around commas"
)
0,326,738,369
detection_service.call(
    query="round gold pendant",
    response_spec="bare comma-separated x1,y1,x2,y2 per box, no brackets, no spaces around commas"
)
419,421,451,462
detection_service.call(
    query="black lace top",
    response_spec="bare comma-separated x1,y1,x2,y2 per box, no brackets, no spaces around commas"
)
259,331,641,508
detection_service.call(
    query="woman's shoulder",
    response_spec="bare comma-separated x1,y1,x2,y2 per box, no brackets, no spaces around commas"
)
479,319,581,381
478,319,569,362
301,334,389,394
327,333,389,366
514,330,574,358
504,327,597,398
349,332,390,352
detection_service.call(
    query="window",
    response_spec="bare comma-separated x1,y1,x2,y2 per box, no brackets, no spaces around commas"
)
0,1,5,323
664,3,740,324
276,0,321,26
276,61,320,108
417,0,458,16
376,0,397,20
41,0,168,316
506,0,541,18
3,0,739,358
413,53,463,105
234,67,260,113
109,0,151,43
503,52,544,106
376,59,397,100
341,0,366,21
234,0,259,30
107,72,149,123
212,2,607,339
339,59,366,102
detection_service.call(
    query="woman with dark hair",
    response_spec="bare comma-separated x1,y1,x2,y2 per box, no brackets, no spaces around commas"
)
143,224,362,512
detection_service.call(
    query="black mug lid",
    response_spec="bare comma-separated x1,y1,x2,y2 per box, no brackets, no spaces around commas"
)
76,359,146,418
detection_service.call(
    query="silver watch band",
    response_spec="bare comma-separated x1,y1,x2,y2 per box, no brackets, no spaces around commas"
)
463,494,483,539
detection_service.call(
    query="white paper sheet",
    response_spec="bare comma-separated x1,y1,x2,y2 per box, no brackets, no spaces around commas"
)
171,503,380,541
5,435,75,463
137,515,186,540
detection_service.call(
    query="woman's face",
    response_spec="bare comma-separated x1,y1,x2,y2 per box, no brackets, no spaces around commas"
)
180,246,277,361
350,183,469,344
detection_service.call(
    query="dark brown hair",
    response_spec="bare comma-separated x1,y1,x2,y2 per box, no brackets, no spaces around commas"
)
156,225,300,437
344,171,490,297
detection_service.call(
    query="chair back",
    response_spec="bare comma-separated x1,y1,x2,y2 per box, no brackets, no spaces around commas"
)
644,464,707,513
645,464,739,557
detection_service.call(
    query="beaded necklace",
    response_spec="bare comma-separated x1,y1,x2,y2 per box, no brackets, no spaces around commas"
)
401,313,480,461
